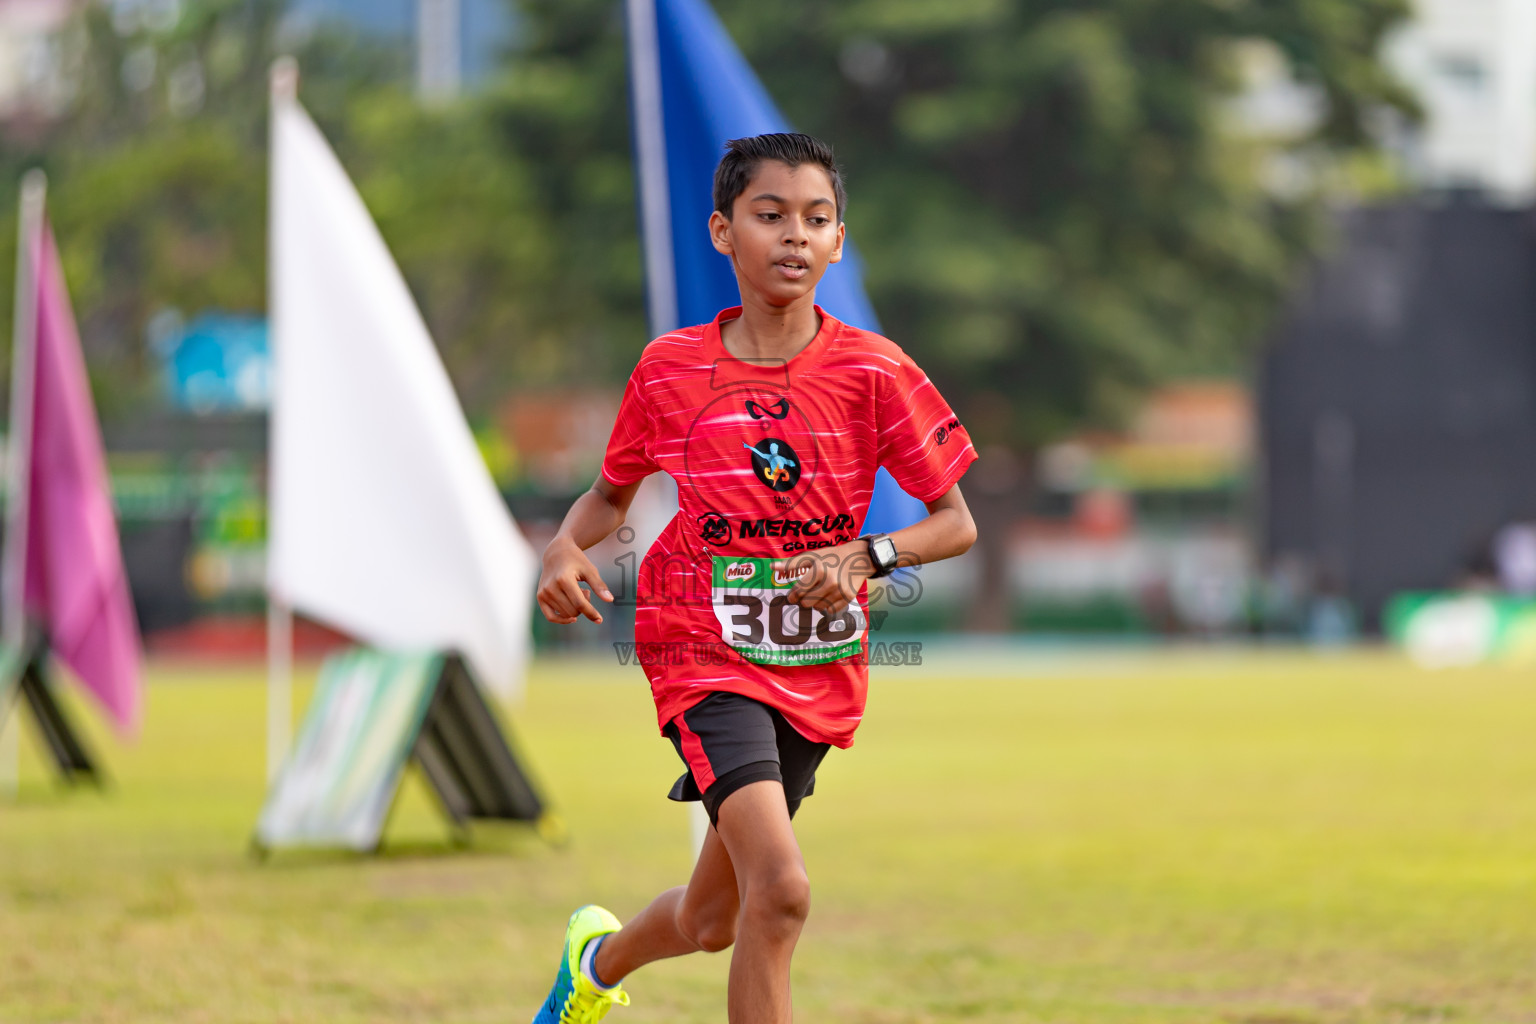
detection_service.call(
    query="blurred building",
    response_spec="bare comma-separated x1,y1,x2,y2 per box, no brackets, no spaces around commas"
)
1234,0,1536,203
0,0,76,122
290,0,515,94
1245,0,1536,634
1385,0,1536,201
2,0,516,122
1017,382,1255,636
497,391,617,498
1260,204,1536,629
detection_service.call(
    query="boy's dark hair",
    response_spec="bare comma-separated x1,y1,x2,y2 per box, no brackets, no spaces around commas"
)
713,133,846,223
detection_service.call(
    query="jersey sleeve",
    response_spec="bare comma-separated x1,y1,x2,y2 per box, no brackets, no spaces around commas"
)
875,351,978,503
600,366,659,487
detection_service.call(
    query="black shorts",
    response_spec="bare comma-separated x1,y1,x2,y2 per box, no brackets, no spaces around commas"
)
663,692,831,827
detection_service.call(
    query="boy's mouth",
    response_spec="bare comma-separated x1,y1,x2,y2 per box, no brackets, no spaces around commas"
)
775,255,810,280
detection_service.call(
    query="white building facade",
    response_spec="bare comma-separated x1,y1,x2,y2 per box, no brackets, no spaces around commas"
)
1385,0,1536,201
0,0,75,121
1233,0,1536,204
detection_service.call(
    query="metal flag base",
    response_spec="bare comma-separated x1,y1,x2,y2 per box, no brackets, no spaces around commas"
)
0,635,102,790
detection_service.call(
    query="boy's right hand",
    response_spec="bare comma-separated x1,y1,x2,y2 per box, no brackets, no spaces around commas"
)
537,536,615,625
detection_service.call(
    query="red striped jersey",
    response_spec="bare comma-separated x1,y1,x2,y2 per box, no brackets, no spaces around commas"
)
600,306,977,747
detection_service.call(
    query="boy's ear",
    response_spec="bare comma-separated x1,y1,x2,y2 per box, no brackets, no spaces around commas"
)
828,221,845,265
709,210,734,256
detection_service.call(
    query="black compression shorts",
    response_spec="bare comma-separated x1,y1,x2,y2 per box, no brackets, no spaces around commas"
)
663,691,831,827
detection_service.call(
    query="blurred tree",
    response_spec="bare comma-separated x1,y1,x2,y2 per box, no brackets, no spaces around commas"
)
0,0,583,417
0,0,406,414
476,0,649,385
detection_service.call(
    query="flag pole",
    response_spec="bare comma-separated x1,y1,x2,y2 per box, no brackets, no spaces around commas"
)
624,0,705,861
624,0,678,338
266,58,299,784
266,593,291,783
2,170,46,798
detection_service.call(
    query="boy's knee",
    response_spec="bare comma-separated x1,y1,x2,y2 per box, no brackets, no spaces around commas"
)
677,901,737,953
747,866,811,926
695,917,739,953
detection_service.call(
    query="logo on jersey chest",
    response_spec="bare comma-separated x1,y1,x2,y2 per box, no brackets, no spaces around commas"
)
744,436,801,491
698,512,733,546
698,512,856,552
739,513,855,539
745,398,789,420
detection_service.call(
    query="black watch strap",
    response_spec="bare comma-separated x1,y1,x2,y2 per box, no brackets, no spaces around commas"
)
863,533,898,578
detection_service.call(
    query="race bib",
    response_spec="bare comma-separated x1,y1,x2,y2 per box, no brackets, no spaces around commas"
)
711,556,866,666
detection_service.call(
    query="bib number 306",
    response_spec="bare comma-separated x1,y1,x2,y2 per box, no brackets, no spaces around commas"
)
711,556,866,666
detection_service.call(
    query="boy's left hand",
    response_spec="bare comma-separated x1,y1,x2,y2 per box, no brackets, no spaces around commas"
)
781,540,874,617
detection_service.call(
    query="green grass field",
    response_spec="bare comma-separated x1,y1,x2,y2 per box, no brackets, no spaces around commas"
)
3,646,1536,1023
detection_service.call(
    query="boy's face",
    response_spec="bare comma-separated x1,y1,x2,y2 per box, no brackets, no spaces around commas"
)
710,160,845,307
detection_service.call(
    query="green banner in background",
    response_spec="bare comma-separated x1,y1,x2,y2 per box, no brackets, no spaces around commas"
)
1384,592,1536,668
255,649,441,851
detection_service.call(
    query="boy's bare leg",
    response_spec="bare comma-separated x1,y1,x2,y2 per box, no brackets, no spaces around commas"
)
594,815,742,979
593,782,808,1023
714,781,809,1024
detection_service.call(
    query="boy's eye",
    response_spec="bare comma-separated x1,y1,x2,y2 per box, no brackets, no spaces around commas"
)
759,211,781,221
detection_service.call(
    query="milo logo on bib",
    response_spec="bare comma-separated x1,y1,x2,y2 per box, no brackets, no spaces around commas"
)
773,565,809,587
710,555,866,666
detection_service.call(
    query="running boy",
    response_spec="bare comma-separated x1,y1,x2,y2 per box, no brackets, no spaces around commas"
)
532,133,978,1024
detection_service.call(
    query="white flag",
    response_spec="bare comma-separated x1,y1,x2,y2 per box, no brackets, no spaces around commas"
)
268,94,536,697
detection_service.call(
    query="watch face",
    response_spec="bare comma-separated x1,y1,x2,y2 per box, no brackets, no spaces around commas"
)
873,537,897,567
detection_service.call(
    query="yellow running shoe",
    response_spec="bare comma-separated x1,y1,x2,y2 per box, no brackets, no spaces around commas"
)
530,905,630,1024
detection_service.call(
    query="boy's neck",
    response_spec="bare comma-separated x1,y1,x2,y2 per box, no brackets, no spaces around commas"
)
720,292,822,362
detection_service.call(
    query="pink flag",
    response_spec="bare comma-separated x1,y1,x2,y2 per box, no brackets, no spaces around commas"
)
17,219,143,734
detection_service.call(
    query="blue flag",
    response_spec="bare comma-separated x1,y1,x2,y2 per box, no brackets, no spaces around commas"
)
624,0,927,536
